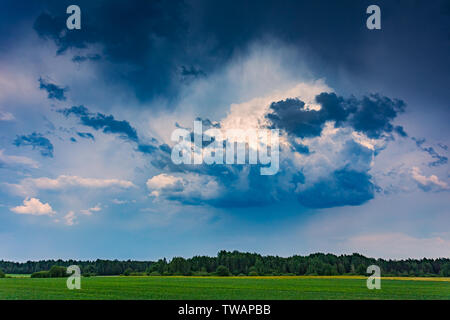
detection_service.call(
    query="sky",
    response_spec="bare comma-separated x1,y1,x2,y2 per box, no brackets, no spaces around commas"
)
0,0,449,261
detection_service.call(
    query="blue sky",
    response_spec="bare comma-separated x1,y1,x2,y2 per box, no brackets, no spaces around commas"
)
0,0,449,261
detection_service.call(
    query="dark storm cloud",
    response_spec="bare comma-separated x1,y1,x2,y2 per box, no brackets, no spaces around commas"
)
297,169,375,208
394,126,408,137
137,144,158,154
30,0,375,102
72,54,101,63
38,77,67,101
267,93,405,139
13,132,54,157
20,0,448,211
290,142,310,154
293,140,376,208
60,105,138,142
350,95,405,139
267,98,324,138
181,66,206,78
412,138,448,167
59,106,168,161
33,0,187,101
30,0,450,111
76,132,95,141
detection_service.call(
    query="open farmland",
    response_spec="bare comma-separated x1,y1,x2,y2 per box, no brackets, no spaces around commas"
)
0,276,449,300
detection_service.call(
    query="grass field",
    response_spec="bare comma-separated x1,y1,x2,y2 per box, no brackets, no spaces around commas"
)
0,276,449,300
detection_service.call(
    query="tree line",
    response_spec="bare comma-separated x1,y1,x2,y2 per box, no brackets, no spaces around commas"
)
1,251,449,277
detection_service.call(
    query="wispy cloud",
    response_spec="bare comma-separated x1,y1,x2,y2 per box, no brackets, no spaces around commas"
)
38,77,67,101
60,105,138,142
0,110,14,121
63,211,76,226
412,137,448,167
0,149,39,168
8,175,135,196
13,132,54,158
80,204,102,216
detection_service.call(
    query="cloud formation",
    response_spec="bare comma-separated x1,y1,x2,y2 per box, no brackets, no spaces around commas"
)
144,83,405,209
33,0,187,101
0,149,39,168
80,204,102,216
0,110,14,121
10,175,135,196
266,93,406,139
147,173,222,205
63,211,76,226
76,132,95,141
412,138,448,167
38,77,67,101
13,132,54,157
411,167,449,192
11,197,55,216
60,106,138,142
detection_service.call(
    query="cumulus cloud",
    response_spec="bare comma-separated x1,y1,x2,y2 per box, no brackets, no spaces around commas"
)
147,173,222,204
0,149,39,168
13,132,54,157
266,93,405,139
142,80,407,209
411,167,449,192
287,124,379,207
10,197,55,216
220,81,331,132
297,169,375,208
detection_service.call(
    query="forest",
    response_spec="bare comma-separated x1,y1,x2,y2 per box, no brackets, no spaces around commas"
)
1,251,449,277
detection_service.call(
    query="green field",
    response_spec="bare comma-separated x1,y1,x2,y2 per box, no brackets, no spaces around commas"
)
0,276,449,300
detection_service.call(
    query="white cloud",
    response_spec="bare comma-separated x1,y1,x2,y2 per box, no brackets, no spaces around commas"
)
146,174,183,197
10,197,55,216
411,167,448,191
80,204,102,215
63,211,76,226
0,149,39,168
8,175,136,196
28,175,135,189
0,110,14,121
147,173,221,202
112,198,128,204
